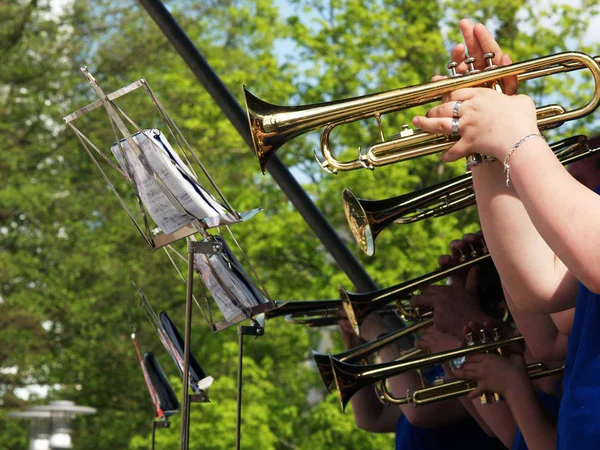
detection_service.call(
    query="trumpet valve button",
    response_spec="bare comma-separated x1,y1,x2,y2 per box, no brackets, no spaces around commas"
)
469,244,478,258
492,328,500,341
465,57,480,74
480,328,489,344
481,239,489,254
483,52,498,70
466,332,475,346
446,61,459,77
400,124,414,138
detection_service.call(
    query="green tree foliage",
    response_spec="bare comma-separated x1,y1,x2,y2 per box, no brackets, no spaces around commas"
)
1,0,598,449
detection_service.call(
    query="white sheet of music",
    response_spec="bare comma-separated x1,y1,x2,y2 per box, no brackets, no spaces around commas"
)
111,133,194,234
194,251,263,322
111,129,230,234
141,130,229,220
194,253,244,322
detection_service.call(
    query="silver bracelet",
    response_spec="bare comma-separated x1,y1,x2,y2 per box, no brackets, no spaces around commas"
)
503,133,545,187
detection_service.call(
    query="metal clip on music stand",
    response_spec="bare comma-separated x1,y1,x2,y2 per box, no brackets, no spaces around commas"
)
63,68,275,450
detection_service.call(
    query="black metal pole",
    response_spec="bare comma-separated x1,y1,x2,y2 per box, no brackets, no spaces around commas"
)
137,0,378,293
235,327,244,450
235,322,264,450
179,241,195,450
152,421,157,450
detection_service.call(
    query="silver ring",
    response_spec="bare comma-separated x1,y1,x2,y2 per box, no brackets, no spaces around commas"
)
451,117,460,137
452,101,462,119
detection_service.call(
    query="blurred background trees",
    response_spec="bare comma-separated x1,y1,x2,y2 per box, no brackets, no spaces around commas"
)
1,0,598,448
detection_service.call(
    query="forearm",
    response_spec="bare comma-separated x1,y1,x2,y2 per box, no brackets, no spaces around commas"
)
472,161,577,312
350,385,401,432
461,397,516,447
503,288,570,361
505,379,557,450
508,139,600,293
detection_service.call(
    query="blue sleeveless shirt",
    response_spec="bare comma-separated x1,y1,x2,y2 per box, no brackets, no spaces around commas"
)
557,280,600,448
395,415,505,450
556,185,600,448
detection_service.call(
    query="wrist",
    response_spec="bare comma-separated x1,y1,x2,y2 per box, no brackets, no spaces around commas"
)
502,132,546,187
503,371,532,400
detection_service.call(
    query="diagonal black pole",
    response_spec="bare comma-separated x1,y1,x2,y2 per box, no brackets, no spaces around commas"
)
137,0,378,293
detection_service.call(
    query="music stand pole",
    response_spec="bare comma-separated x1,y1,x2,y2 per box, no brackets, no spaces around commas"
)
236,321,264,450
179,240,195,450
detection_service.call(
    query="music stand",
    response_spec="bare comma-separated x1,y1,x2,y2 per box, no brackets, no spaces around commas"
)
63,68,273,450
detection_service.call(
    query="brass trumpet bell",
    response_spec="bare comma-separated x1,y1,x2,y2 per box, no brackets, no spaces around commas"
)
342,175,475,256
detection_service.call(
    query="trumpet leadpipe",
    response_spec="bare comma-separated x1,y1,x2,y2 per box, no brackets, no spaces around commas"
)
410,364,564,406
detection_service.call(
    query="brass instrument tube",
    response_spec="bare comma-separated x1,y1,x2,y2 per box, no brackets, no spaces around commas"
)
342,252,490,335
331,334,524,410
313,319,434,390
264,300,342,320
283,304,399,327
411,365,564,406
246,52,600,173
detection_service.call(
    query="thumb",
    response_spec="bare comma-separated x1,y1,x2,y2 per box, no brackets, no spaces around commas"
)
501,53,518,95
468,383,486,400
465,266,479,294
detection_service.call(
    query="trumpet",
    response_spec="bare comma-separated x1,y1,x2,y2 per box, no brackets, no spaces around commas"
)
376,361,563,408
245,52,600,174
330,334,525,411
344,135,591,256
284,304,400,327
312,320,433,391
342,247,489,336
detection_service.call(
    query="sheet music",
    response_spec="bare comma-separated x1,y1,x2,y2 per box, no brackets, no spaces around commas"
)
111,133,194,234
142,130,230,220
111,129,231,234
194,241,264,322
